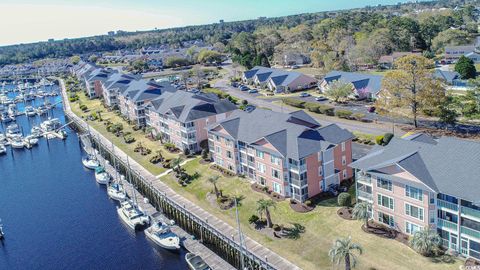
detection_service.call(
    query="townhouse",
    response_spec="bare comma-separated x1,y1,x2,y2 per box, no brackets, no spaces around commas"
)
84,68,115,98
206,109,354,202
445,45,476,63
101,72,139,108
350,134,480,261
242,66,317,94
145,91,237,152
320,71,383,100
118,80,176,127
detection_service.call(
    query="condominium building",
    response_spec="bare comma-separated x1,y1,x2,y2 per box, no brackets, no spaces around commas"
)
101,73,139,108
350,134,480,260
206,109,354,202
242,66,317,94
145,91,237,152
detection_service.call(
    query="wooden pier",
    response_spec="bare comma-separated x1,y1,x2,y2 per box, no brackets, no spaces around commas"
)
60,79,301,270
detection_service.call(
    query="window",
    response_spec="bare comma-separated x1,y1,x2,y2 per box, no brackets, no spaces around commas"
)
215,158,224,167
273,182,281,193
405,203,424,221
215,135,220,142
429,211,435,224
405,221,422,235
342,169,347,179
318,166,323,176
226,150,233,159
256,150,264,159
342,155,346,165
270,155,281,166
271,168,280,179
406,185,423,201
378,211,395,227
215,146,222,154
258,176,266,186
257,163,266,173
341,142,346,152
377,194,394,210
377,178,392,191
429,192,435,204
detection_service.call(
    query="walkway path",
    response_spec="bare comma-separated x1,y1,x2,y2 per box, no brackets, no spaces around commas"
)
60,79,301,270
155,158,195,179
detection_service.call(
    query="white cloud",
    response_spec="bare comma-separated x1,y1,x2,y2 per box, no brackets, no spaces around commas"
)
0,3,185,45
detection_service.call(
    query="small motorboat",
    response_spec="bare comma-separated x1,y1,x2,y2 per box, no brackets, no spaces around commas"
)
24,135,39,146
117,200,150,230
0,144,6,155
107,183,127,201
31,126,43,138
10,136,24,149
185,253,211,270
7,104,17,117
36,105,48,116
0,219,4,239
145,220,181,251
82,155,100,169
6,124,21,139
40,118,61,132
24,106,36,117
95,166,111,185
0,134,8,145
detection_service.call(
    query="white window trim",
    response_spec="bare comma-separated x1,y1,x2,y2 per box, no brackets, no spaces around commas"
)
377,193,394,210
404,202,424,222
341,142,346,152
376,178,393,192
405,221,423,235
342,155,346,165
405,185,423,202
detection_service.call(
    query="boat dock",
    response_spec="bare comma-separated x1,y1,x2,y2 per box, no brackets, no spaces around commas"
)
61,78,300,270
80,136,236,270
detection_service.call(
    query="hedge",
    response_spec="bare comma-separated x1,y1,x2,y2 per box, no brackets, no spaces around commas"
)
335,109,353,119
337,192,352,207
318,104,335,116
282,98,305,108
304,102,321,112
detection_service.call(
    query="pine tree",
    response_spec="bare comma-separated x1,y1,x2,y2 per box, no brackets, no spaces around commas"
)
455,55,477,79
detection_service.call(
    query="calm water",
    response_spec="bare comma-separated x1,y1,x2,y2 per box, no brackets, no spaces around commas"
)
0,85,187,270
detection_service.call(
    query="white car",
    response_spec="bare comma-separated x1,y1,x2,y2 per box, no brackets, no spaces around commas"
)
299,92,311,98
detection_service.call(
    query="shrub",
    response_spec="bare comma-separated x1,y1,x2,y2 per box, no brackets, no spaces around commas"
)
375,135,385,145
80,104,88,111
318,104,335,116
352,113,366,121
248,214,259,224
304,102,320,113
272,224,281,231
337,192,352,207
242,99,248,105
383,133,394,145
335,109,353,119
201,148,209,160
282,98,305,108
305,200,312,206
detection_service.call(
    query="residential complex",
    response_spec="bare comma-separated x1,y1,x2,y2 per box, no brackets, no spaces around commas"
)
444,45,477,63
320,71,383,100
242,66,317,94
350,134,480,261
207,109,354,202
145,91,237,152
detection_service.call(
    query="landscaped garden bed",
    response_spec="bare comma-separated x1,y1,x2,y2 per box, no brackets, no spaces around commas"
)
337,206,353,220
251,183,285,202
289,199,314,213
362,220,409,245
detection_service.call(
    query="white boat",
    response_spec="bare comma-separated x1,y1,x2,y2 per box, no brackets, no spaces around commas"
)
36,105,47,116
107,183,127,201
0,111,11,123
82,155,100,169
95,166,111,185
0,144,6,155
40,118,61,132
0,219,4,239
117,200,150,230
31,126,43,138
145,221,181,251
24,106,36,117
185,253,211,270
24,135,39,146
6,124,21,138
7,104,17,117
10,136,24,149
0,134,7,144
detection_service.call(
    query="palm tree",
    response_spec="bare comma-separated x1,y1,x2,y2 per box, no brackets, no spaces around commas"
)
256,199,276,228
171,157,183,175
208,175,220,198
352,202,370,228
410,228,441,256
283,223,306,240
329,236,363,270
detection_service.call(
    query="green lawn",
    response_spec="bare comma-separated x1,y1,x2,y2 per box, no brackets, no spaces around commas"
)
161,158,462,270
70,92,179,175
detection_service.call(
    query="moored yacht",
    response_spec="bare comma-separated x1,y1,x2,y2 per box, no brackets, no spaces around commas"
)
0,144,6,155
144,220,181,251
10,135,24,149
31,126,43,138
107,182,127,201
24,106,36,117
0,219,4,239
6,124,21,139
24,135,39,146
117,200,150,230
185,253,211,270
36,105,47,116
82,155,100,169
40,118,61,132
95,166,111,185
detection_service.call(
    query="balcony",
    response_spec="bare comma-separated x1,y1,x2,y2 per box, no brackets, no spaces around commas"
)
461,226,480,240
461,207,480,220
356,175,372,185
437,199,458,212
438,219,458,231
357,190,373,201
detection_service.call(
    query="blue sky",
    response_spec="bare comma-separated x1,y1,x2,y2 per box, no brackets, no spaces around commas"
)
0,0,408,45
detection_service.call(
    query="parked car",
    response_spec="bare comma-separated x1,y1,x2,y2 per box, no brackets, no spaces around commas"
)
368,106,376,113
244,105,256,113
299,92,311,98
315,96,328,102
248,89,258,94
327,184,339,196
189,88,200,94
240,86,250,91
231,82,238,87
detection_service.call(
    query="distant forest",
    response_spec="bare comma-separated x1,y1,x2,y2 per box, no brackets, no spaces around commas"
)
0,0,478,69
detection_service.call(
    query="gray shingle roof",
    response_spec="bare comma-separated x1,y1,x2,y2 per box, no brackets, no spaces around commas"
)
323,71,383,95
147,91,237,122
208,109,353,159
350,136,480,202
